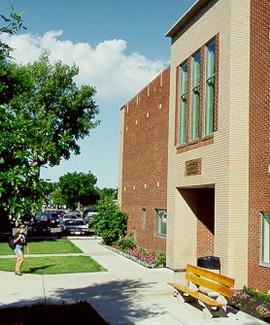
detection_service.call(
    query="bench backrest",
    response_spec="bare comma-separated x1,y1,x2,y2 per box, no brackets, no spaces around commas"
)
185,264,235,298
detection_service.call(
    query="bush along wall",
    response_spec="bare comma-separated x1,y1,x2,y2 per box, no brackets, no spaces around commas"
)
103,235,166,268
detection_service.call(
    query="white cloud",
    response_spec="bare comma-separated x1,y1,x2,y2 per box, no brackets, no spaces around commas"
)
2,30,166,106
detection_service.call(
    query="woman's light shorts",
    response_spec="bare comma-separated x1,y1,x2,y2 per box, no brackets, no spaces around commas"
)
14,245,24,256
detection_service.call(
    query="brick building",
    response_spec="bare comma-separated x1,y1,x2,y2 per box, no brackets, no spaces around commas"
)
119,0,270,292
119,68,170,252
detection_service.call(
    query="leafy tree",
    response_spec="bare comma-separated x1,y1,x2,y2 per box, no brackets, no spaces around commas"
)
98,187,118,200
50,187,66,208
0,51,99,224
58,172,100,209
0,8,26,59
93,196,127,245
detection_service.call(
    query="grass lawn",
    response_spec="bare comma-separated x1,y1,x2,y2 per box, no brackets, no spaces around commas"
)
0,255,105,274
0,301,108,325
0,239,82,255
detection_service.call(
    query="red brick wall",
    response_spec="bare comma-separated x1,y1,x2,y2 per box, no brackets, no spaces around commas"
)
120,67,170,252
249,0,270,292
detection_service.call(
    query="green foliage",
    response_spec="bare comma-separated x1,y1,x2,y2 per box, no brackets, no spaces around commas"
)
98,187,118,200
0,52,99,223
93,196,127,245
50,187,66,207
118,236,136,251
57,172,100,209
243,286,270,303
0,8,26,59
155,250,166,267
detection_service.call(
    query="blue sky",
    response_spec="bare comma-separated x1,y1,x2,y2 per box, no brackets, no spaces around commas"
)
1,0,195,188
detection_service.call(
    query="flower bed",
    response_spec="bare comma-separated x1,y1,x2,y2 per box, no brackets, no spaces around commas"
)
103,243,166,268
228,288,270,323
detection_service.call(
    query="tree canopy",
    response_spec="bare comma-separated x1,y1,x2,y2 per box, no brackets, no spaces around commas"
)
0,8,26,59
0,11,100,224
98,187,118,200
56,172,100,209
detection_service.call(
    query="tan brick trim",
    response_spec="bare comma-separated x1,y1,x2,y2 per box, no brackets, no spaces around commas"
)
176,136,214,153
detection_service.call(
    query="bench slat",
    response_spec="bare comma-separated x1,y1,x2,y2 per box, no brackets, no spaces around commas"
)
186,273,234,298
186,264,235,288
168,282,225,307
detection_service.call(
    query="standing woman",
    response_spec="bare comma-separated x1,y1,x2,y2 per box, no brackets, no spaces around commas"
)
13,225,28,276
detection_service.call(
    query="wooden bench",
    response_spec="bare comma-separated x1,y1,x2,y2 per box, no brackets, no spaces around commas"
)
168,264,235,318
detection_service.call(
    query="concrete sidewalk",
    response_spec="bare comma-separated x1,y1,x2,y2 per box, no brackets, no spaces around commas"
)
0,238,267,324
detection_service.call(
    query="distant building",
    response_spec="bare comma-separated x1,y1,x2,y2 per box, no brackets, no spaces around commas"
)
119,0,270,292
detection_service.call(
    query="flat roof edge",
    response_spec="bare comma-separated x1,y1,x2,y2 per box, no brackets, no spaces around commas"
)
120,66,170,110
166,0,211,37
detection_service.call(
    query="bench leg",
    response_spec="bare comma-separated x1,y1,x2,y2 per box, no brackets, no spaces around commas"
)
176,292,197,304
203,305,214,319
203,305,227,319
216,294,227,306
176,292,186,304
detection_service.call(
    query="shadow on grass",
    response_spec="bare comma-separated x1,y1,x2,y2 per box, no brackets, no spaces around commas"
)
1,279,166,324
28,264,56,273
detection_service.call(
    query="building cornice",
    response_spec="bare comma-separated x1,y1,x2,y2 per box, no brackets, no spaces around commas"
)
166,0,213,38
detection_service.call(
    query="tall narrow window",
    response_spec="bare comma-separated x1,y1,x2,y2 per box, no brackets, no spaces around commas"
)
205,39,216,136
179,62,188,144
141,208,146,230
262,212,270,264
155,209,167,236
191,51,200,140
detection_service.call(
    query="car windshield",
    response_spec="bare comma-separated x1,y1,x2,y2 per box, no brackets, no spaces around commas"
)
64,215,77,219
64,220,85,226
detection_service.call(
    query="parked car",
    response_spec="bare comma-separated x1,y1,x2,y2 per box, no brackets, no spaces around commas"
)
56,210,65,218
67,210,82,218
84,211,98,227
36,211,60,227
61,219,89,235
59,214,78,224
27,220,51,236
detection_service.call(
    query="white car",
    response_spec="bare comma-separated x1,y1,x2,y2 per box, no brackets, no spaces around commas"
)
60,214,77,225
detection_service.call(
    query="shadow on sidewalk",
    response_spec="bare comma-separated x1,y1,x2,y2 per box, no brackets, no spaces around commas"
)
1,279,166,324
51,279,166,324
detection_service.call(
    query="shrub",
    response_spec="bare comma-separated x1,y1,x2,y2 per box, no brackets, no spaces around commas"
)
118,236,136,251
155,250,166,267
93,196,127,245
243,286,270,303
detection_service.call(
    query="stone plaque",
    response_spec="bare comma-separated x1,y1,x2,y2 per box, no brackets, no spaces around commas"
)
185,158,202,176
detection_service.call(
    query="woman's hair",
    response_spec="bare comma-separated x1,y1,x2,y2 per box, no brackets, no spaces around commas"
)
15,224,26,236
